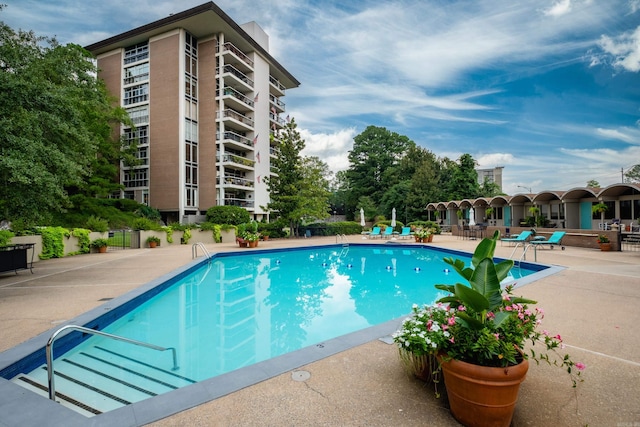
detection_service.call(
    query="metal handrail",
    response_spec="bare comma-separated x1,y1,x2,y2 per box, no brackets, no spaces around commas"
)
192,242,211,261
46,325,178,401
336,234,348,245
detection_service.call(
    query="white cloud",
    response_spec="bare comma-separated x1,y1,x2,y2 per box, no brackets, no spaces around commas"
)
476,153,515,167
596,126,640,144
300,127,358,171
598,26,640,72
544,0,573,17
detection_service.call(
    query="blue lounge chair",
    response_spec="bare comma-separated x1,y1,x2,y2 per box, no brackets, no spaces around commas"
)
530,231,566,249
382,226,394,239
500,230,533,246
368,226,381,238
398,227,412,239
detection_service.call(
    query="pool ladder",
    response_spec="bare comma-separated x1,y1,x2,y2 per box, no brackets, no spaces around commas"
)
192,242,212,262
45,324,178,403
336,234,348,246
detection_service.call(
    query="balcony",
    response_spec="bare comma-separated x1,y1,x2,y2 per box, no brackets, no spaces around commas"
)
218,130,253,151
219,64,254,91
219,175,254,189
269,75,285,96
217,42,253,72
223,196,254,209
269,112,285,129
219,86,254,112
269,94,285,113
219,109,253,132
217,153,255,171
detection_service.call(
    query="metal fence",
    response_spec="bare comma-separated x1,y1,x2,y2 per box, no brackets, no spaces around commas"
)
107,230,140,250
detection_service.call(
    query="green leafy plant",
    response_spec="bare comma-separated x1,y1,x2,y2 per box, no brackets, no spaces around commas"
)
90,238,109,248
72,228,91,254
85,215,109,233
597,234,610,243
0,230,15,247
394,231,585,388
39,226,69,259
181,228,192,245
146,236,161,245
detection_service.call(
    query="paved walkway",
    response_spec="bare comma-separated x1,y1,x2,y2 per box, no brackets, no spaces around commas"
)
1,235,639,426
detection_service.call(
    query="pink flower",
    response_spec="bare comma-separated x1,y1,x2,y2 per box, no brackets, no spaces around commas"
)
575,362,586,371
542,329,549,336
457,305,466,311
555,334,562,341
448,316,456,326
486,312,495,319
524,309,532,316
493,333,500,340
505,305,512,311
503,295,511,301
449,337,455,343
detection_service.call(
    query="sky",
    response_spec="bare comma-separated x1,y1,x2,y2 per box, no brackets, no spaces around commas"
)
2,0,640,195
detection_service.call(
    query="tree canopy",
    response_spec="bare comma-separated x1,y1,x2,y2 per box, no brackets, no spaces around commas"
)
0,19,130,226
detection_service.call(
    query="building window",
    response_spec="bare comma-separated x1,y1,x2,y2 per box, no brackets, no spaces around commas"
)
123,126,148,146
123,169,148,188
127,106,149,125
124,42,149,64
124,83,149,105
124,63,149,85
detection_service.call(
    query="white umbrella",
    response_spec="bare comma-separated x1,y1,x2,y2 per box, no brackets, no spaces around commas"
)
391,208,396,227
360,208,366,227
469,208,476,226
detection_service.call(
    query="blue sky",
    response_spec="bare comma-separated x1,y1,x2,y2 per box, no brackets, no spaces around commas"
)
3,0,640,195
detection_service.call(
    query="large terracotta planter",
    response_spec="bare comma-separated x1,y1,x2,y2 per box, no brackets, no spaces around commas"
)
440,356,529,427
599,242,611,251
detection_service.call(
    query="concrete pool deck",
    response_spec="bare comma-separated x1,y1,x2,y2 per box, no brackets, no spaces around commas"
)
0,234,639,426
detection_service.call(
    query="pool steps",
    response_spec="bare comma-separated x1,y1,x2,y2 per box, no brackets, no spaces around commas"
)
10,345,196,417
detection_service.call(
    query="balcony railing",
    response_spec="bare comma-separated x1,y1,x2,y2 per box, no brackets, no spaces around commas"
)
269,113,285,127
220,86,254,108
219,176,254,188
219,109,254,128
218,42,254,68
224,197,254,208
269,94,285,110
217,153,255,168
269,75,286,92
219,130,253,148
220,64,254,88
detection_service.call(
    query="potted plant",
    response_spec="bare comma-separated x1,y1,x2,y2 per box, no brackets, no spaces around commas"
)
243,231,260,248
146,236,161,248
597,234,611,251
592,202,608,229
393,231,584,427
90,238,109,253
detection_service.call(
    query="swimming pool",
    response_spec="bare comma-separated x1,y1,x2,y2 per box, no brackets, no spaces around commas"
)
0,243,556,425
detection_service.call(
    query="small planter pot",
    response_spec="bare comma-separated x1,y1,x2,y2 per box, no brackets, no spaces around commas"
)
439,356,529,427
98,246,107,253
248,240,258,248
599,242,611,251
148,241,157,248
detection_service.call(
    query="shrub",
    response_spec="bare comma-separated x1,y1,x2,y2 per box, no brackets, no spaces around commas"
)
72,228,91,254
85,215,109,233
205,205,250,225
39,226,69,259
132,217,161,231
0,230,15,246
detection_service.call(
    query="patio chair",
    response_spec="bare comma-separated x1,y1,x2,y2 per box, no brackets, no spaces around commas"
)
398,227,412,239
382,226,394,239
529,231,566,249
500,230,533,246
369,226,381,238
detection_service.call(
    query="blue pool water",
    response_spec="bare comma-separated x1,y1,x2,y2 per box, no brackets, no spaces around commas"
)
50,244,537,382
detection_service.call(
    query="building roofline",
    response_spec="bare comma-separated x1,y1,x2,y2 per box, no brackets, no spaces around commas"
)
84,1,300,88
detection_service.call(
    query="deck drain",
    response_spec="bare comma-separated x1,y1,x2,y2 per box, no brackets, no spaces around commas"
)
291,370,311,382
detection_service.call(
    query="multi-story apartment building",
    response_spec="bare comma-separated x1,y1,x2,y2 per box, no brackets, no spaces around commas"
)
85,2,299,223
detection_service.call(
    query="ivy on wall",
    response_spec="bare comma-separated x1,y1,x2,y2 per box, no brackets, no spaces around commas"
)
39,226,69,259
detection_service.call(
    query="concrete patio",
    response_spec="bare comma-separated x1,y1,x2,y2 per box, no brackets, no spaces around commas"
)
0,234,638,426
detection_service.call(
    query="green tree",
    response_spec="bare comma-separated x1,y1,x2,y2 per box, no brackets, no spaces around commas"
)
264,118,306,237
446,154,481,200
586,179,600,188
329,170,349,215
345,126,413,219
0,20,129,225
624,165,640,183
295,156,331,224
479,177,504,197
